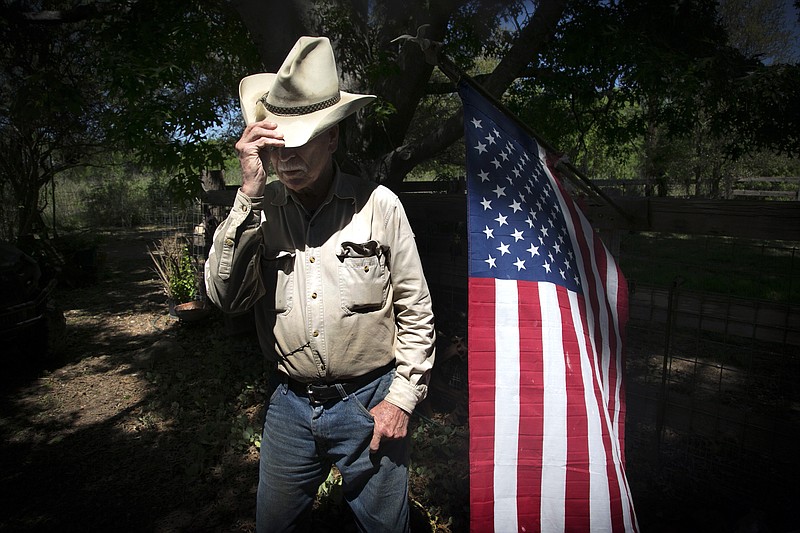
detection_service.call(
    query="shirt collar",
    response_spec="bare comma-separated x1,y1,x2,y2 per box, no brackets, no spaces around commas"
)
270,164,356,208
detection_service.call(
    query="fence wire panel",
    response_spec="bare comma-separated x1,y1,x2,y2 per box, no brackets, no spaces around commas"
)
621,234,800,530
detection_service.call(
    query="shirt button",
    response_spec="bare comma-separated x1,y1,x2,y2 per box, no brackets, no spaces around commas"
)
309,257,316,263
312,330,319,337
224,238,234,247
364,265,370,272
240,204,248,211
311,292,317,299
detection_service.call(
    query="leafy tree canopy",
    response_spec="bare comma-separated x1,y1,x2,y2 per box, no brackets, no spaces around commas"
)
1,0,798,239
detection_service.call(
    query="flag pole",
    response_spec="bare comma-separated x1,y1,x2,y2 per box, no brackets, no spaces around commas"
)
393,28,634,226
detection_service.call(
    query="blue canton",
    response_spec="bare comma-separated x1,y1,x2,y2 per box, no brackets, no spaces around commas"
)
463,88,581,293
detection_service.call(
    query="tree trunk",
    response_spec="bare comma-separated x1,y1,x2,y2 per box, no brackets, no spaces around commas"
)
376,0,569,187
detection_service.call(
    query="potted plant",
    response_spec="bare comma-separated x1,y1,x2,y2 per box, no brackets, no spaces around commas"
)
147,235,201,317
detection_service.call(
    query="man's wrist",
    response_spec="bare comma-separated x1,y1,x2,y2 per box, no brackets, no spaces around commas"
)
240,184,264,198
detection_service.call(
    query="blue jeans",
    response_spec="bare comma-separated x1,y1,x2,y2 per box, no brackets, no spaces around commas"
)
256,368,410,533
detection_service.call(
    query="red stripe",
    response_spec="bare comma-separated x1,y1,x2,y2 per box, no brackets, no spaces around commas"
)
616,260,630,459
558,285,591,532
468,277,497,533
516,280,544,529
576,295,627,532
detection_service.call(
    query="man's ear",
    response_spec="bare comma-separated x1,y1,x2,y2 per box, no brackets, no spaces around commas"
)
327,124,340,154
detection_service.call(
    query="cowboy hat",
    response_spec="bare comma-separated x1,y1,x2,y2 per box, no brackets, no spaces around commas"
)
239,36,376,148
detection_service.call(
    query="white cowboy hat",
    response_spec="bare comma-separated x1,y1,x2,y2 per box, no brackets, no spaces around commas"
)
238,36,376,148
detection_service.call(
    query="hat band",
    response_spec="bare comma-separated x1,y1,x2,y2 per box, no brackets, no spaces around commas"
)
259,92,341,116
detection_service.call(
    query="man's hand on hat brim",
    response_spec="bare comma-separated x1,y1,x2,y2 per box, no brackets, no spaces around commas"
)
236,120,285,197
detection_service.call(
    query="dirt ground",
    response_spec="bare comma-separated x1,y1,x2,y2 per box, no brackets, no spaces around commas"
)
0,227,462,533
0,228,267,532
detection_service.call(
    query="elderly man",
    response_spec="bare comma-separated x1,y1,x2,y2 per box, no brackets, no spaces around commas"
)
204,36,436,532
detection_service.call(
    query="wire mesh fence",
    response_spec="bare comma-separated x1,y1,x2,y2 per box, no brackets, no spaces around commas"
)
400,193,800,528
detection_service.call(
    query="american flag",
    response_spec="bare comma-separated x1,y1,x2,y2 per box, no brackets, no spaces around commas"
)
460,81,638,532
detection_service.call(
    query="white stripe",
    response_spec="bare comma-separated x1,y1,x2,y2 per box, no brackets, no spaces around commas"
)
605,255,623,439
539,282,567,532
571,290,613,531
494,279,520,532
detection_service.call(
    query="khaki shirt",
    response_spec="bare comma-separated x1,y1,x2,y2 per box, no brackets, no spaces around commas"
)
204,169,435,413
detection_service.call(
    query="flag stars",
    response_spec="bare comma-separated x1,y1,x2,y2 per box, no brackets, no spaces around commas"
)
464,108,589,293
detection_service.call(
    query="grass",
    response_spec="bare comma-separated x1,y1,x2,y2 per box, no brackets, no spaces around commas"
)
619,232,799,304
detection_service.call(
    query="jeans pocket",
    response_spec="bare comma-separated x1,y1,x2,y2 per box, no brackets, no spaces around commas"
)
349,370,393,420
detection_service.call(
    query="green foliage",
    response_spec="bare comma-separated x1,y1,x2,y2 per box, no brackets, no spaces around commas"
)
170,249,197,304
409,416,469,532
148,236,198,304
0,1,261,240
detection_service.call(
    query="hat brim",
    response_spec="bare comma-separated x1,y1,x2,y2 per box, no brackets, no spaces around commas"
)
239,73,376,148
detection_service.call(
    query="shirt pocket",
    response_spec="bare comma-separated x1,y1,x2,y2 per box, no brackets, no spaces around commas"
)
337,240,388,314
260,249,295,314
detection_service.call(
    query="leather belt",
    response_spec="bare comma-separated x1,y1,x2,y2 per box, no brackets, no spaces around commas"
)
287,363,393,405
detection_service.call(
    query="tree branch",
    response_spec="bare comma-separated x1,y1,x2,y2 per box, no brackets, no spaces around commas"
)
378,0,568,186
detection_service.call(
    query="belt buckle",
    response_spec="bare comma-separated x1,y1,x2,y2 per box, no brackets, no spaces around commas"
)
306,383,323,405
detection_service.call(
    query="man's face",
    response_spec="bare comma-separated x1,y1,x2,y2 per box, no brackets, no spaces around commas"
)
269,126,338,195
